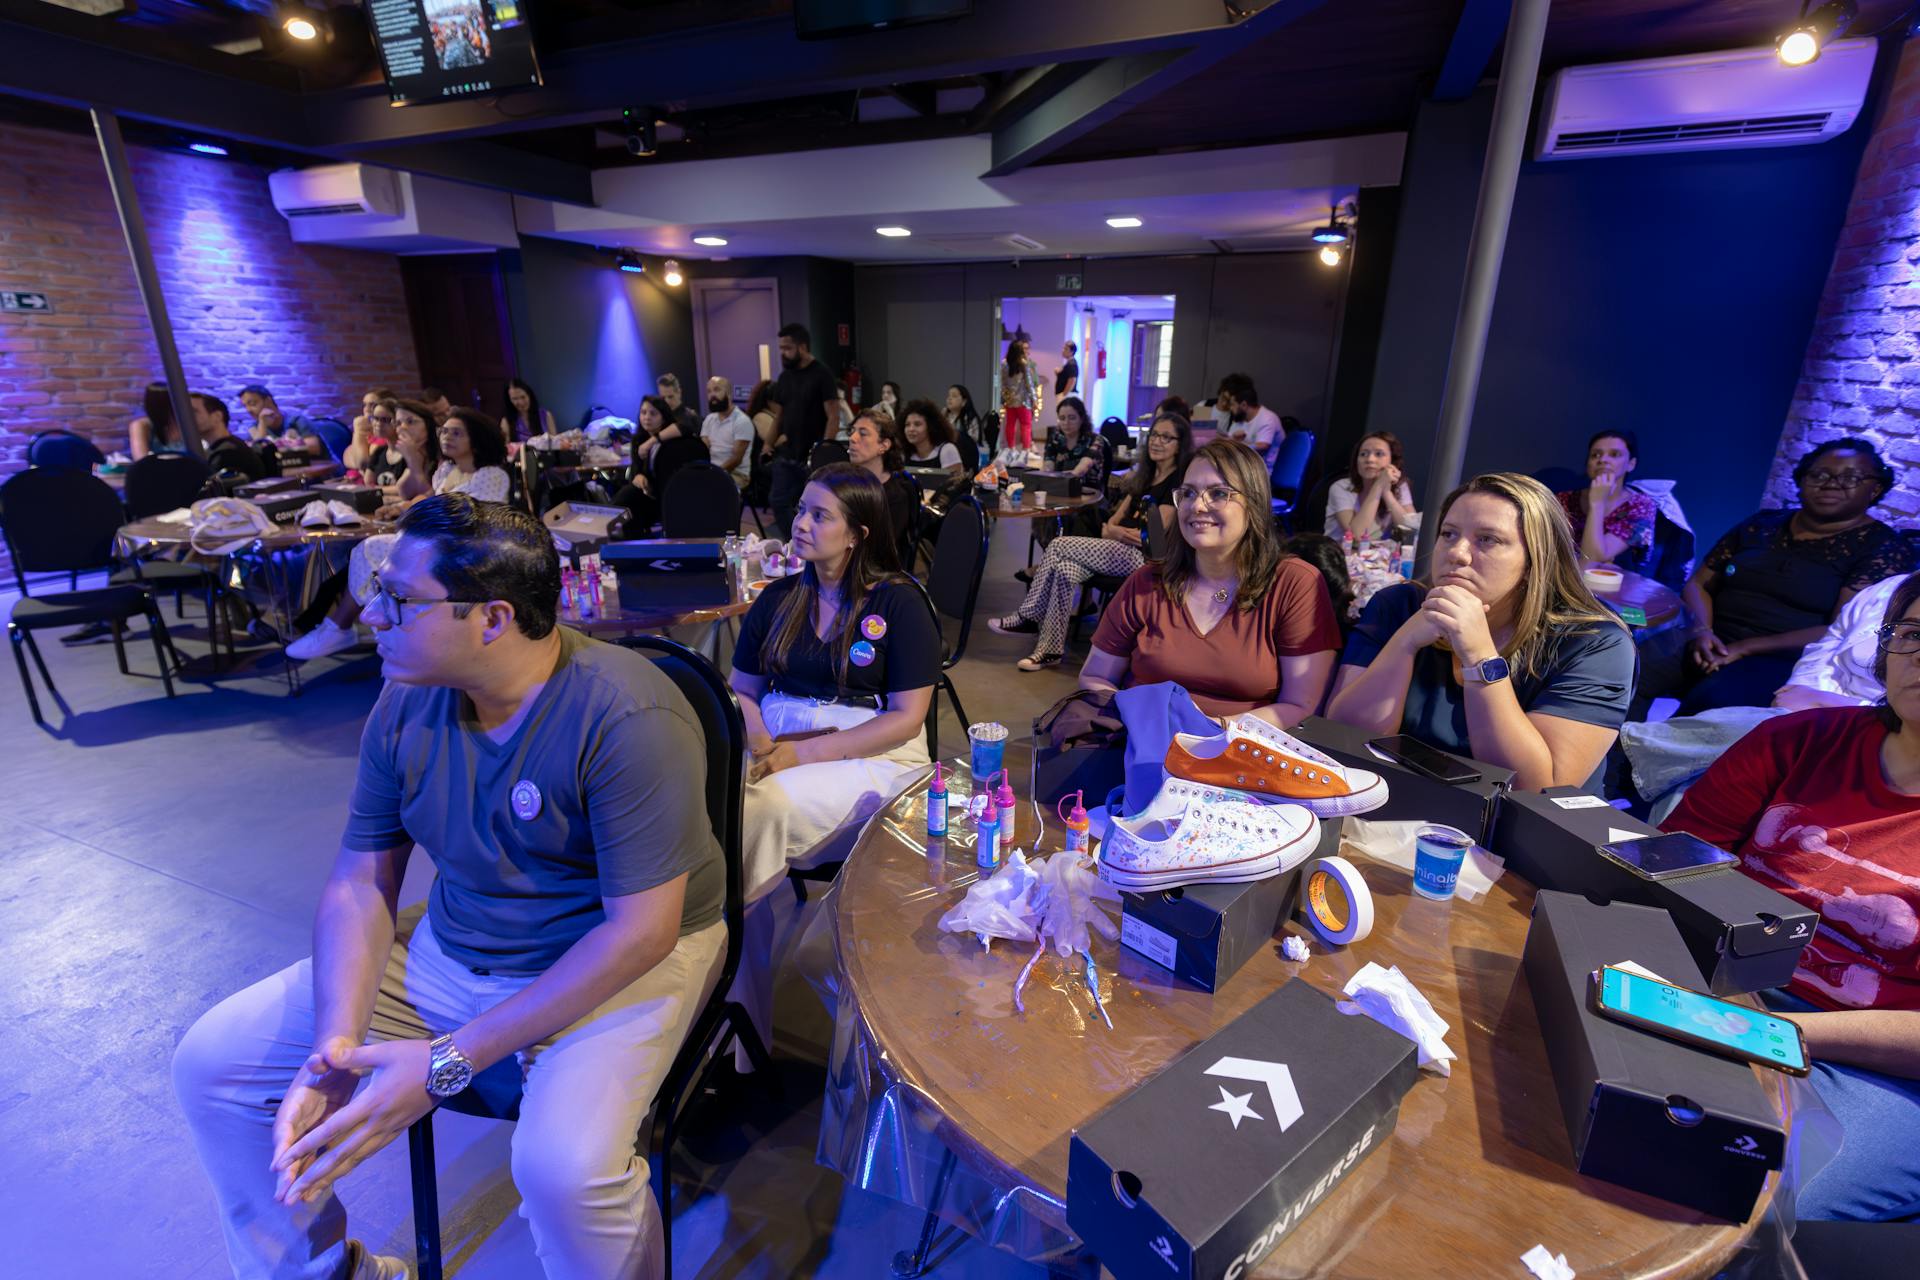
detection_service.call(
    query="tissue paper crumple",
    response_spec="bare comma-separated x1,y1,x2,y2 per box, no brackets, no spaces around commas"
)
1281,935,1310,962
1521,1244,1575,1280
937,851,1041,948
1337,961,1457,1075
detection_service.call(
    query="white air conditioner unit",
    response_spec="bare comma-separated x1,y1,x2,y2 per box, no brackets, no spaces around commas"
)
1535,39,1876,161
268,163,404,218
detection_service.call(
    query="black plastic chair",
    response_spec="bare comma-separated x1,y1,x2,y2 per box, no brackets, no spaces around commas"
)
953,431,980,476
1646,506,1697,591
807,439,849,473
27,429,107,472
404,636,768,1280
920,495,987,758
122,452,211,519
306,417,352,463
2,468,177,726
662,462,745,538
1098,415,1132,452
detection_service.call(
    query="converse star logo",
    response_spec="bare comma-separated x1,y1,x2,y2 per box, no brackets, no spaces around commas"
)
1209,1085,1262,1129
1203,1055,1303,1132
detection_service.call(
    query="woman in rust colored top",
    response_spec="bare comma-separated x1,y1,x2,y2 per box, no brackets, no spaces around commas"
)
1080,438,1342,723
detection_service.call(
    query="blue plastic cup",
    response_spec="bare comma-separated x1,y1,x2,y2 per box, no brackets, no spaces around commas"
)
968,721,1008,783
1411,823,1473,900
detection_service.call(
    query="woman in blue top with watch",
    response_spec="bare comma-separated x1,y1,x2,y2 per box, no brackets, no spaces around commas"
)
1326,472,1636,790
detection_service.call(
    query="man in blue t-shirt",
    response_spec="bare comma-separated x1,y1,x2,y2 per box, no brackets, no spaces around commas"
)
174,495,726,1279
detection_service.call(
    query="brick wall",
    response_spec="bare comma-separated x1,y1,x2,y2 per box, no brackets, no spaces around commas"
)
0,120,421,575
1767,38,1920,525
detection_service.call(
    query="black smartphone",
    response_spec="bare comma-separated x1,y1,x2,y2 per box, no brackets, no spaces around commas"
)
1591,965,1810,1076
1366,734,1482,785
1598,830,1736,882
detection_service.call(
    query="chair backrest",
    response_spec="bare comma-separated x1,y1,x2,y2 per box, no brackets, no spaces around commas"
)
1648,509,1697,592
27,429,107,472
1099,416,1131,450
122,452,212,520
953,430,980,476
611,636,748,1006
892,470,923,569
1269,428,1316,499
662,462,744,537
306,417,352,463
926,494,987,666
1146,505,1171,561
808,440,849,473
0,467,127,589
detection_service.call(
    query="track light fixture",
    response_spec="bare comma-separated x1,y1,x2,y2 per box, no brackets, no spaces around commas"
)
1777,1,1856,66
662,259,684,287
1310,202,1352,245
1318,243,1346,267
622,107,659,157
614,249,646,275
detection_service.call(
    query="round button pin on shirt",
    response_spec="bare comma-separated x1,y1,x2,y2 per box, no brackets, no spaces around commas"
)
861,613,888,641
511,779,543,821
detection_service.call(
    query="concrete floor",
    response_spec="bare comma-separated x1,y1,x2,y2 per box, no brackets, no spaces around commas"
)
0,520,1084,1279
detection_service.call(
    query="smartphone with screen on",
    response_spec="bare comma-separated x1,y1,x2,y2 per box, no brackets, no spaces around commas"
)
1590,965,1809,1076
1598,830,1737,882
1366,734,1482,785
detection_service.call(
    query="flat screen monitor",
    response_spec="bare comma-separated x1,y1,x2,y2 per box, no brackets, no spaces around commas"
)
364,0,542,104
794,0,971,40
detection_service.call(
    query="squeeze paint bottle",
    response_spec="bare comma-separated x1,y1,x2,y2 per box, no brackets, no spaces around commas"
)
994,770,1018,846
976,794,1001,870
1060,790,1091,855
927,762,948,839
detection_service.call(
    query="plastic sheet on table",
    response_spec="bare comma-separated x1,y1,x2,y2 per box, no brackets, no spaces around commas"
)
797,838,1100,1271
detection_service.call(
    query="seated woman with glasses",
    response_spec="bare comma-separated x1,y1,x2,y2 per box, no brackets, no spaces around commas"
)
730,465,937,1047
1661,572,1920,1222
1642,437,1912,716
1078,438,1342,723
1327,472,1635,790
991,410,1193,671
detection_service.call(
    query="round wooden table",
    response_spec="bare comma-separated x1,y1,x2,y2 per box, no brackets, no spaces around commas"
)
557,575,753,635
980,489,1103,521
1585,562,1683,630
827,765,1786,1277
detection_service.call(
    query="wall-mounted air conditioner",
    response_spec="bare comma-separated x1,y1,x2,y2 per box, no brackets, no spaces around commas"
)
1535,38,1876,161
268,163,404,218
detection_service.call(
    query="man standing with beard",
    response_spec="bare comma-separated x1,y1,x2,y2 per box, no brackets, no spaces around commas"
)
766,322,844,537
1214,373,1284,471
700,374,755,486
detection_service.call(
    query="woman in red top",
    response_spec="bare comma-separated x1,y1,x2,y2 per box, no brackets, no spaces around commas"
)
1079,438,1341,725
1664,571,1920,1219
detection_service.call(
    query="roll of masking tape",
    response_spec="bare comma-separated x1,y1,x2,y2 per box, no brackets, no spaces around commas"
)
1302,855,1374,946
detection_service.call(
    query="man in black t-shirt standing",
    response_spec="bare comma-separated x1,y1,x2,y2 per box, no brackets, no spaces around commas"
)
767,322,844,537
1055,340,1079,399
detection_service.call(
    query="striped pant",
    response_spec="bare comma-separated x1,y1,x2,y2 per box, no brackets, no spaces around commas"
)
1013,534,1144,658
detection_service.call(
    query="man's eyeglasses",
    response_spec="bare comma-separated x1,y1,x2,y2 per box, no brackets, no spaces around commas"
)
1804,469,1876,491
1876,623,1920,654
363,572,485,627
1173,483,1242,508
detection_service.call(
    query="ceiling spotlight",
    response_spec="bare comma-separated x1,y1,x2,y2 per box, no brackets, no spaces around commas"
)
622,108,659,157
188,142,230,157
1106,216,1144,229
1318,243,1346,267
614,249,646,275
662,259,684,287
1777,0,1856,67
1311,202,1351,245
692,235,728,247
875,226,912,238
277,2,322,40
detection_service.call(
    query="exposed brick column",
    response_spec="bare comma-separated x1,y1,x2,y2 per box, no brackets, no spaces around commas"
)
1767,38,1920,524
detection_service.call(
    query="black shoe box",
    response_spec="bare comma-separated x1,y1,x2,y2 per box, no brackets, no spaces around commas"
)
255,490,324,524
1068,979,1418,1280
1492,788,1816,995
234,477,299,499
1522,891,1785,1221
1116,821,1339,991
1291,716,1513,843
313,482,382,514
1011,467,1084,498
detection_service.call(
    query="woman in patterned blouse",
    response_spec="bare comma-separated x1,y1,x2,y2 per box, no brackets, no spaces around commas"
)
1555,429,1657,572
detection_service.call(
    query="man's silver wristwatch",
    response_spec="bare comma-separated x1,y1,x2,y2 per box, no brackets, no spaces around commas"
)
425,1034,476,1099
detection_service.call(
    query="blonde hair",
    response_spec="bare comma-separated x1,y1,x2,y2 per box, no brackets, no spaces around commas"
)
1431,472,1626,679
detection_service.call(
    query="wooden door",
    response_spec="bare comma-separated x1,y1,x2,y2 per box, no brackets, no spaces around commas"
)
400,254,517,414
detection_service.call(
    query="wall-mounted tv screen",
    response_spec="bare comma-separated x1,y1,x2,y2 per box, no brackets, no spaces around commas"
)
364,0,542,104
794,0,972,40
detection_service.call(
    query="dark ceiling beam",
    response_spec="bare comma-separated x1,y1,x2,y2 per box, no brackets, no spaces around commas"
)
1432,0,1514,101
0,7,593,203
884,83,938,117
982,0,1330,176
303,0,1273,150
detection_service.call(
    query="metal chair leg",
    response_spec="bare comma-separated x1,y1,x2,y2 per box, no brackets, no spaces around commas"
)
407,1117,445,1280
941,675,969,746
10,627,43,726
147,604,177,698
892,1147,960,1278
22,628,57,698
110,619,129,675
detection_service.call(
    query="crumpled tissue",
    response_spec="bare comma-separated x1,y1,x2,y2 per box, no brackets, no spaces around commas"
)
1281,935,1311,962
937,851,1041,949
1341,817,1506,902
1521,1244,1575,1280
1336,961,1457,1075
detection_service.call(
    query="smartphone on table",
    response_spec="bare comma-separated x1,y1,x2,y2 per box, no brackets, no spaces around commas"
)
1366,734,1482,785
1590,964,1809,1076
1597,830,1736,882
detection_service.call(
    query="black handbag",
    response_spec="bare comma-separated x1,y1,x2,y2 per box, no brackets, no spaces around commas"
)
1030,687,1127,806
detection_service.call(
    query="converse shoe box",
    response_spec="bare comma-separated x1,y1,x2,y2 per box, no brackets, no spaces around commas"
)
1290,717,1512,843
1068,979,1417,1280
543,501,628,555
1011,468,1084,498
313,482,382,515
604,539,728,607
1522,891,1785,1221
234,477,299,499
1118,825,1338,991
256,490,324,524
1492,788,1815,996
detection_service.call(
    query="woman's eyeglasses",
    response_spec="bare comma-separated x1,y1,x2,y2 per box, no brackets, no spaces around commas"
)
1804,469,1875,490
1173,484,1241,508
1146,431,1181,445
1876,623,1920,654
